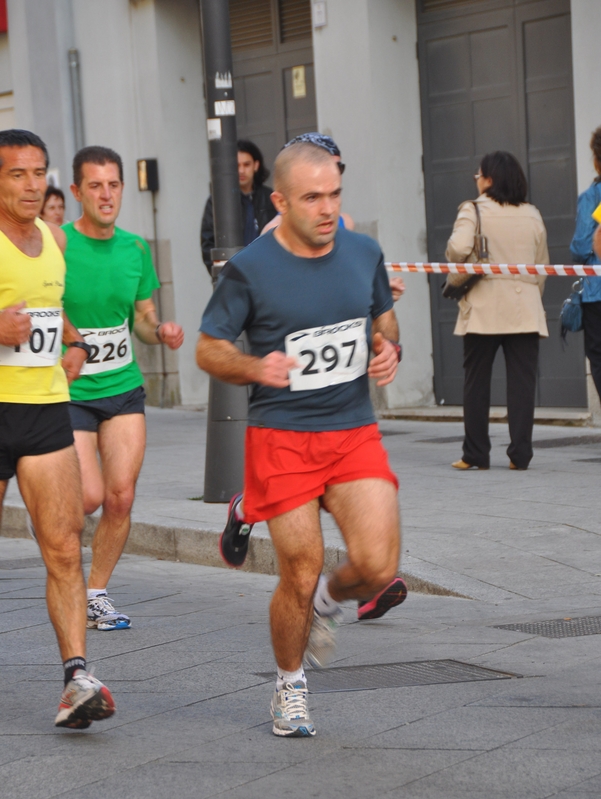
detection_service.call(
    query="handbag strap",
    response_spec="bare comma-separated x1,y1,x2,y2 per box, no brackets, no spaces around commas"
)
471,200,482,236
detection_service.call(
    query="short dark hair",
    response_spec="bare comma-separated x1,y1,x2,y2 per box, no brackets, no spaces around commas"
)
0,129,49,170
480,151,528,206
42,185,65,212
237,139,269,187
591,126,601,181
72,145,123,186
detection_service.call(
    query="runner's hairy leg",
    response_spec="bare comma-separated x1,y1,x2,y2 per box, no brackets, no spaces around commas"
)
87,413,146,589
17,446,87,659
267,499,324,671
323,478,400,603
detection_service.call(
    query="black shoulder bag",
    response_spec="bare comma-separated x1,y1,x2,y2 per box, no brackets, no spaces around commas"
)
442,202,489,300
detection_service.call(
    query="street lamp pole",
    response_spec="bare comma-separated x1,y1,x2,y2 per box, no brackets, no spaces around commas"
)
199,0,247,502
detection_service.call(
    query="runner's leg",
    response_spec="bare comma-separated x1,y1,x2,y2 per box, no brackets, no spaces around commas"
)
16,446,87,660
267,498,323,671
323,478,400,603
0,480,7,530
73,430,104,514
87,413,146,590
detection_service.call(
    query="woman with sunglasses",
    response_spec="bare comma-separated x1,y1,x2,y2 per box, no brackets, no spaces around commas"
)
445,151,549,471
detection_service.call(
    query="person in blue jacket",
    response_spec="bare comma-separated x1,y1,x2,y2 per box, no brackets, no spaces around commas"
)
570,126,601,401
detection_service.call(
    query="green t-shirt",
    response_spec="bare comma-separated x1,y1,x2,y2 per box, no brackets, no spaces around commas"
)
62,222,160,401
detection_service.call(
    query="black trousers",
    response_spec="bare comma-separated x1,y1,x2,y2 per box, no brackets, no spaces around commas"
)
462,333,539,469
582,301,601,402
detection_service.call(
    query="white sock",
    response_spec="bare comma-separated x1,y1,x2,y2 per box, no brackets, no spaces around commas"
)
313,574,340,617
234,498,245,521
276,666,306,690
87,588,107,600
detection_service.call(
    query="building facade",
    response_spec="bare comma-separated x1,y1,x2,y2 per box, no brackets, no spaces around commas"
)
4,0,600,415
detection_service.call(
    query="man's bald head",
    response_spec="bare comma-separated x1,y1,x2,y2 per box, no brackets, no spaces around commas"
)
273,142,335,194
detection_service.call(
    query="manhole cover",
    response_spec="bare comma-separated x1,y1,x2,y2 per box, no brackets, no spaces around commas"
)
0,557,45,570
494,615,601,638
532,435,601,449
415,436,465,444
258,659,518,693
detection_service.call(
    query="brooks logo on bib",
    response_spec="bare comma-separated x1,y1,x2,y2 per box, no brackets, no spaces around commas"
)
79,319,133,375
0,307,63,367
285,317,368,392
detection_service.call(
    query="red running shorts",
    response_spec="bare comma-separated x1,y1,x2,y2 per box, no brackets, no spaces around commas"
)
243,423,398,523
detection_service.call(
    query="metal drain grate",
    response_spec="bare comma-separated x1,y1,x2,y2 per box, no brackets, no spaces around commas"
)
0,557,45,570
258,659,518,693
494,615,601,638
574,458,601,464
532,435,601,449
380,430,409,437
415,436,465,444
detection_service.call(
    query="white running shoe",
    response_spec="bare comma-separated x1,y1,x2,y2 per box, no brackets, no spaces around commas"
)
87,594,131,631
304,608,343,669
270,680,315,737
55,669,115,728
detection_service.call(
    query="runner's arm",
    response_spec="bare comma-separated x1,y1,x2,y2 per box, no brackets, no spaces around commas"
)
61,312,89,384
133,298,184,350
46,222,67,253
368,309,399,387
196,333,296,388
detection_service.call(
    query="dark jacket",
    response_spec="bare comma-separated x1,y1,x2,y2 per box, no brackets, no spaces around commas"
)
200,184,277,272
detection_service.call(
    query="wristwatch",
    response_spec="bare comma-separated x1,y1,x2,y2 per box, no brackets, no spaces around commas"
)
389,341,402,363
68,340,93,358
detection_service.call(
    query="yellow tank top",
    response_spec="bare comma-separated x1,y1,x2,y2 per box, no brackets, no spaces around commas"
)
0,218,69,403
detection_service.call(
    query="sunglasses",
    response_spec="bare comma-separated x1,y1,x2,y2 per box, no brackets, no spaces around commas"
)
474,172,483,180
337,162,346,175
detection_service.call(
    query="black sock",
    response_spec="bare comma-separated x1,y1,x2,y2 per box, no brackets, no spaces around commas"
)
63,657,86,685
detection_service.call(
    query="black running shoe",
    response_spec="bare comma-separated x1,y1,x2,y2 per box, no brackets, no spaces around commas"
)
357,577,408,620
219,493,253,568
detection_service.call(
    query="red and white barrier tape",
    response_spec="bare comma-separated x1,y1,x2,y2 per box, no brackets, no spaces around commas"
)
385,262,601,277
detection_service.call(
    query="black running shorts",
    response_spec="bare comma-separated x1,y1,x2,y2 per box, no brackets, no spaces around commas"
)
0,402,74,480
68,386,146,433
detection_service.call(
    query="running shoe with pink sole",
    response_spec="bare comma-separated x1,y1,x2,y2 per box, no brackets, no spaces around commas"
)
357,577,408,620
55,669,115,729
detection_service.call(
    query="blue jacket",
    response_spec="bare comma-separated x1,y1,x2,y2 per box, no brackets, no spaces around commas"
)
570,180,601,302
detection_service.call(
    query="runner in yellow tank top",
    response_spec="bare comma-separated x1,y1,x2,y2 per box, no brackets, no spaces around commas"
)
0,130,115,729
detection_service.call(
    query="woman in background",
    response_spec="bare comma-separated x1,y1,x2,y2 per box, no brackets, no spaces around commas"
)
40,185,65,226
446,151,549,471
570,126,601,403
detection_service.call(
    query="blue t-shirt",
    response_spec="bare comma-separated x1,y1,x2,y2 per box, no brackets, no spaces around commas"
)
200,228,393,431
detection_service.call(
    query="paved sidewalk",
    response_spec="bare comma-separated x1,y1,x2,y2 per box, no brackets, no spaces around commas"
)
2,409,601,797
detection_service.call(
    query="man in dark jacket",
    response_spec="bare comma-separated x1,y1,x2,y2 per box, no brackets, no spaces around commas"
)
200,139,276,273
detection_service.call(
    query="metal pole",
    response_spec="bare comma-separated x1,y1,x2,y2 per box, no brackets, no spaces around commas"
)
199,0,247,503
68,49,85,152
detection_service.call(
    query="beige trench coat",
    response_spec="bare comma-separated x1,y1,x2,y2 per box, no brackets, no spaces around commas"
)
445,195,549,337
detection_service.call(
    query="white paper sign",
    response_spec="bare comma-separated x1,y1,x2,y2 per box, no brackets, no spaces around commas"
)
0,307,63,367
79,319,133,375
285,317,368,392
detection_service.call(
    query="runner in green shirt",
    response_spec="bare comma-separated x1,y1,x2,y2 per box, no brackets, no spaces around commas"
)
63,146,184,631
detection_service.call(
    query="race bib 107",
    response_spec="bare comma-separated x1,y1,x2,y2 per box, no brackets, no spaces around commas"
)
285,317,368,392
79,319,133,375
0,307,63,367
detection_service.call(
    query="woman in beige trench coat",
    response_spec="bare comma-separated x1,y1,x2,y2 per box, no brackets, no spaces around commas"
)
445,151,549,470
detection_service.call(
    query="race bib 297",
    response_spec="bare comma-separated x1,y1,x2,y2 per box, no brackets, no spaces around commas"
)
285,317,368,392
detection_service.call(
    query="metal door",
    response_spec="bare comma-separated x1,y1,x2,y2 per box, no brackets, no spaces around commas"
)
229,0,317,175
417,0,587,407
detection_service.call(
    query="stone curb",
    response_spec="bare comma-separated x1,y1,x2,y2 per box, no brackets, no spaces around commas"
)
0,504,467,599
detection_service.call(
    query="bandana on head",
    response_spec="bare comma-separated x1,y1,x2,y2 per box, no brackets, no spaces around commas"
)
283,132,341,157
